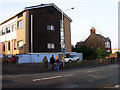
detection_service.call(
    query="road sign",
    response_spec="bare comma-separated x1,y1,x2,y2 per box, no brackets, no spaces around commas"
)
62,49,65,53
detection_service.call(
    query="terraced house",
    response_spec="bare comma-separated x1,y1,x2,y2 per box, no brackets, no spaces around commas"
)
0,3,72,55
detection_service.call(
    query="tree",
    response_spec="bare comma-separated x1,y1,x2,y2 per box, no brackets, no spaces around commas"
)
116,52,120,57
97,48,111,59
72,45,97,60
71,45,75,50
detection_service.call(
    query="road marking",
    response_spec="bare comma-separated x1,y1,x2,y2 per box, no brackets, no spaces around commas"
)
104,85,120,88
33,74,73,82
87,70,97,72
114,85,119,88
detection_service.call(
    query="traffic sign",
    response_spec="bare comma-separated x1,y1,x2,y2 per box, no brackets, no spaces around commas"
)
62,49,65,53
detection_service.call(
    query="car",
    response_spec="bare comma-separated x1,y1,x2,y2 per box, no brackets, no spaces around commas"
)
62,55,80,63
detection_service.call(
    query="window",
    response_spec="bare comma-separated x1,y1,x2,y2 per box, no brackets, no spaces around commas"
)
12,24,16,32
18,20,23,29
2,29,6,35
47,43,51,49
51,44,55,49
0,31,1,36
60,32,64,37
51,25,55,31
60,20,64,28
14,40,17,50
47,25,55,31
8,42,10,50
3,44,5,51
61,36,64,40
47,25,51,30
18,40,23,49
47,43,55,49
60,19,65,49
6,26,10,33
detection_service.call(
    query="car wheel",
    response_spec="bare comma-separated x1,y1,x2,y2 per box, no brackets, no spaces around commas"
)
68,60,72,63
77,59,80,62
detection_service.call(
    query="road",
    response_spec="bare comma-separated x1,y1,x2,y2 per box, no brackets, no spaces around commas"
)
2,64,119,89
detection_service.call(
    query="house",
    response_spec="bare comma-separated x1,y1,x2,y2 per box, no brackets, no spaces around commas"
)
0,3,72,55
75,27,112,52
112,49,120,53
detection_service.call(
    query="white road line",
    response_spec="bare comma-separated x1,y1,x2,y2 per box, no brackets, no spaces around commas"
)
114,85,120,88
87,70,98,72
64,74,73,77
33,74,73,82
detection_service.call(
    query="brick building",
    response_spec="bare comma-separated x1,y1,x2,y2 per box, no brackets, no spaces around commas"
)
0,3,72,55
76,27,112,52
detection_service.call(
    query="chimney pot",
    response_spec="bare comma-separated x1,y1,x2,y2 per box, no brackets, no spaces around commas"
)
90,27,95,34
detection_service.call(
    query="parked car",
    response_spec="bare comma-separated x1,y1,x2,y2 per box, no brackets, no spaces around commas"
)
62,55,80,63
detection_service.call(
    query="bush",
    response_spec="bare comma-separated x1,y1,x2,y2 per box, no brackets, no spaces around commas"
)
97,48,111,59
72,45,97,60
117,52,120,57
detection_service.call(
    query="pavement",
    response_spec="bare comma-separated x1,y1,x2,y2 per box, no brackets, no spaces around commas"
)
2,63,119,89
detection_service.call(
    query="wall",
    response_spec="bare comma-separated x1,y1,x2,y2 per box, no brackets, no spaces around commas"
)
17,53,59,64
0,17,17,55
29,6,61,53
2,58,118,75
64,17,71,52
25,11,29,54
84,34,105,49
17,52,82,64
16,11,26,54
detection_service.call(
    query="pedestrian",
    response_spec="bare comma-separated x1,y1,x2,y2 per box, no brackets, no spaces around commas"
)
110,57,113,64
113,57,115,64
11,55,15,63
43,56,48,68
50,55,55,71
15,55,19,64
55,56,60,71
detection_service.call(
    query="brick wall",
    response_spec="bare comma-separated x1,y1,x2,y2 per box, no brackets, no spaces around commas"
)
3,58,119,75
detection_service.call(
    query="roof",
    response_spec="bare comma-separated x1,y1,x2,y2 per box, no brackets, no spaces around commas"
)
0,10,25,25
76,42,84,46
0,3,72,25
96,34,110,42
25,3,72,22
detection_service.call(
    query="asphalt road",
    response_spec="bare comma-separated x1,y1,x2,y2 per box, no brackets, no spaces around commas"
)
2,63,119,89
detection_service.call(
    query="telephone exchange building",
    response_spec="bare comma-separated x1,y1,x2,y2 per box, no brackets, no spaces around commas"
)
0,3,72,55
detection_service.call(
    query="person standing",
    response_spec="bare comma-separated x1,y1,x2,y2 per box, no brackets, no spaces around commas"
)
113,57,115,64
55,56,60,71
43,56,48,68
110,57,113,64
11,55,15,63
50,55,55,71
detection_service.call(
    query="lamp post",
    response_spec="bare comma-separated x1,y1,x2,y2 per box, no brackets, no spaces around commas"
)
61,7,74,68
30,14,33,63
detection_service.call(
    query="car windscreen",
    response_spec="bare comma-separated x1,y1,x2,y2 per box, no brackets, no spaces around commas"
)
69,55,76,58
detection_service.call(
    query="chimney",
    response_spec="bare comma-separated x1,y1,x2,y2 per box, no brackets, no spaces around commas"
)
90,27,95,35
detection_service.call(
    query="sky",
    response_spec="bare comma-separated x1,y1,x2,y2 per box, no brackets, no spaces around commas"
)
0,0,119,49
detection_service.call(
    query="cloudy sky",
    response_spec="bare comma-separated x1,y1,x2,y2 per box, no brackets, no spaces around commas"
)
0,0,119,49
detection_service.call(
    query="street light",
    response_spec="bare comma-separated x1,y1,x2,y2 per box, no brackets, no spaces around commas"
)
64,7,75,12
61,7,74,68
61,7,74,49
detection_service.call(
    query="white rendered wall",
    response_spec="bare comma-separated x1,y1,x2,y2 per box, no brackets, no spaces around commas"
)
0,17,17,43
0,31,16,43
0,17,17,28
